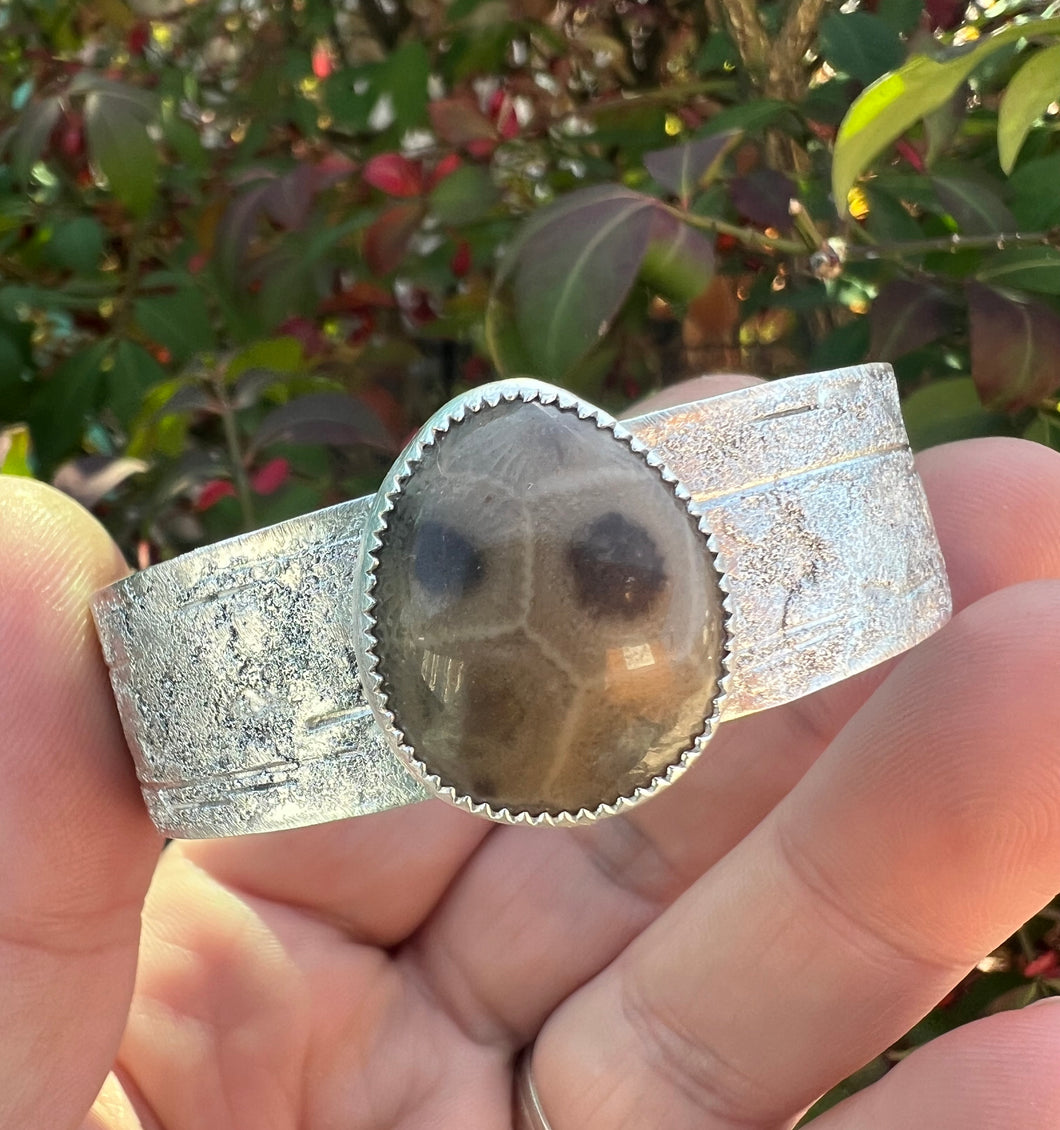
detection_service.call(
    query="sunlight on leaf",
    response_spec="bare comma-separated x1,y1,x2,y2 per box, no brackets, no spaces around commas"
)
833,16,1060,211
998,43,1060,172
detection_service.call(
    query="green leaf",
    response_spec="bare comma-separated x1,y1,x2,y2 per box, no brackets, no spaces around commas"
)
976,247,1060,294
901,376,1010,449
161,99,209,172
0,426,34,477
862,185,923,242
495,185,657,379
639,212,714,302
876,0,924,36
429,165,499,225
9,96,61,182
819,12,906,85
226,337,305,382
69,74,157,121
967,281,1060,409
0,319,32,406
484,285,537,378
84,90,158,215
587,101,669,150
998,44,1060,172
809,318,870,371
694,29,738,74
134,288,215,363
27,342,108,473
379,42,430,131
106,340,166,426
698,100,791,136
833,16,1060,211
43,216,105,273
1007,154,1060,228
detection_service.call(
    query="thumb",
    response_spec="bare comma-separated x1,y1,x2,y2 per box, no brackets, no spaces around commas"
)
0,478,161,1129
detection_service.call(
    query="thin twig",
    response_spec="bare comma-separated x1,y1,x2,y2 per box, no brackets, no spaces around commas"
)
212,376,255,531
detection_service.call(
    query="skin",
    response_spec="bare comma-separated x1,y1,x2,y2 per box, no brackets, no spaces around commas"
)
4,373,1060,1130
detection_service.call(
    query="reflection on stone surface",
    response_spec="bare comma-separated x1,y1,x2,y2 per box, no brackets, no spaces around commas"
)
369,398,724,816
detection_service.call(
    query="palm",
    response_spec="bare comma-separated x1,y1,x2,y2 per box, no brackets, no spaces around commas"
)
5,419,1060,1130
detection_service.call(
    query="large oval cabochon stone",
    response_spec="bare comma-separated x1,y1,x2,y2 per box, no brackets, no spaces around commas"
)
369,397,725,816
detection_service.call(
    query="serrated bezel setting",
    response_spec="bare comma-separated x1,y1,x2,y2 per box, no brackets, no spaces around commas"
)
354,378,733,826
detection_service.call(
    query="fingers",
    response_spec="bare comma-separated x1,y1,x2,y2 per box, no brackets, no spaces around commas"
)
813,1002,1060,1130
177,803,489,947
533,581,1060,1129
0,479,160,1129
403,436,1060,1048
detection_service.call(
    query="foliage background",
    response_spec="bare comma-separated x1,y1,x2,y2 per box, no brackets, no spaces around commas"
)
3,0,1060,1117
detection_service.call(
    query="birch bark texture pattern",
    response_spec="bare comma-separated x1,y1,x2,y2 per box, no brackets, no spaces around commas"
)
92,365,951,838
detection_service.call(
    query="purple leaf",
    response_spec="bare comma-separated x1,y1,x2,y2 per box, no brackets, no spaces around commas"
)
967,281,1060,410
251,392,395,453
215,177,276,285
643,132,738,205
262,164,316,229
932,175,1015,235
869,278,954,361
501,184,658,378
729,168,796,232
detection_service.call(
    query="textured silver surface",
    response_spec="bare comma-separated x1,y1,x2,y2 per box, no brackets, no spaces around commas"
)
92,364,951,838
625,364,951,718
92,502,429,837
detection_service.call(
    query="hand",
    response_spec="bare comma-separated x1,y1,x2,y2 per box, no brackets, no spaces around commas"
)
4,375,1060,1130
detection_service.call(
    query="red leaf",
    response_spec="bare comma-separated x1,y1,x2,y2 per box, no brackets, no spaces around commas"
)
363,202,425,275
429,152,462,189
251,456,291,495
196,479,236,511
363,153,424,198
451,239,472,278
311,42,333,79
320,280,395,314
127,22,150,56
894,138,925,173
925,0,964,30
488,89,520,138
1024,951,1060,978
277,316,327,356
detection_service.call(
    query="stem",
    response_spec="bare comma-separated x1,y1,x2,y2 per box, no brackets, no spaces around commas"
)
113,221,146,338
667,204,808,254
579,78,738,112
213,376,255,531
846,229,1060,260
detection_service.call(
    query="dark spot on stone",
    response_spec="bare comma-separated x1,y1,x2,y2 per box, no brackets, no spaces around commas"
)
413,520,485,600
568,511,667,619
